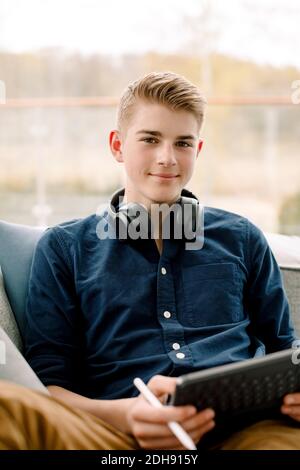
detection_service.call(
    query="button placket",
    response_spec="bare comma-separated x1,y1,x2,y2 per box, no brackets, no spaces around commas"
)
176,352,185,359
157,260,192,367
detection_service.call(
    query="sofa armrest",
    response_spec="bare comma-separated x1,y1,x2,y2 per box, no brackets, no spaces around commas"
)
0,326,49,394
0,220,45,336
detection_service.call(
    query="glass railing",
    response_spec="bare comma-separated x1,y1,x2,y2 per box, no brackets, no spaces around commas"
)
0,96,299,234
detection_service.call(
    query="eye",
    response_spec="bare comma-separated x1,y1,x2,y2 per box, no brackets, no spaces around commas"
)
176,141,192,147
141,137,158,144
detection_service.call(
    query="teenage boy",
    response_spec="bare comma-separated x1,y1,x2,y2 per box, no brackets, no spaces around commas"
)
0,71,300,450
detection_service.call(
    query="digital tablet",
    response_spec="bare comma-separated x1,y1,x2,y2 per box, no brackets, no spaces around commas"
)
168,348,300,424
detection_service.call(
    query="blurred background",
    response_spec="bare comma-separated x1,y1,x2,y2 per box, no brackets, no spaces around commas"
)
0,0,299,234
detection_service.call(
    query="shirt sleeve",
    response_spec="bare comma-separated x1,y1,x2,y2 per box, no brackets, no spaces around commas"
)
24,227,85,392
246,220,298,353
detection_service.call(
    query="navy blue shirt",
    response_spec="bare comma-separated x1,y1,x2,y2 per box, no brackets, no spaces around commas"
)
24,193,296,399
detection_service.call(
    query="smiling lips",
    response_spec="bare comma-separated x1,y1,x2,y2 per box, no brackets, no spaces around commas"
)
149,173,179,179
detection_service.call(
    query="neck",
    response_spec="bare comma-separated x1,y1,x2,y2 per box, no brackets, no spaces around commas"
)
155,238,163,255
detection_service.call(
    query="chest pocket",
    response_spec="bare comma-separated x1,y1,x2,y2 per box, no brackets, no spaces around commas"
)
181,262,242,327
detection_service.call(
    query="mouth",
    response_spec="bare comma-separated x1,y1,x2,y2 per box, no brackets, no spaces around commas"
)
149,173,179,179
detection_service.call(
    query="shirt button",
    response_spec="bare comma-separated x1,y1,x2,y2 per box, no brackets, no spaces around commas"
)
163,311,171,319
176,352,185,359
161,267,167,275
172,343,180,350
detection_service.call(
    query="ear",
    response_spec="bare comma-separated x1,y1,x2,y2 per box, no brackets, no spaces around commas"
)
109,130,124,162
196,139,203,158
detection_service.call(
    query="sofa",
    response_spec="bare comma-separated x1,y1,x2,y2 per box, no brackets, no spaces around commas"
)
0,219,299,392
0,220,48,392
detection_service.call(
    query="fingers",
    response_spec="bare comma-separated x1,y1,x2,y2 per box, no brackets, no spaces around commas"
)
130,374,216,449
147,375,177,396
281,394,300,421
135,419,215,450
182,408,215,432
132,408,214,438
283,394,300,405
281,406,300,421
132,400,197,424
133,421,177,438
281,405,300,420
186,418,215,442
131,405,215,451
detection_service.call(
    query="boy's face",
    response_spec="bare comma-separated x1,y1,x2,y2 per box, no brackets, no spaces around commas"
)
110,100,203,210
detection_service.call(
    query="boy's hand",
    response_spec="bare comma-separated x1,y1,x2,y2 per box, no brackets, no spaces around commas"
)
126,375,215,450
281,394,300,421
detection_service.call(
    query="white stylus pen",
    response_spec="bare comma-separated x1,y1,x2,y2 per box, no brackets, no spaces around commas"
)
133,377,197,450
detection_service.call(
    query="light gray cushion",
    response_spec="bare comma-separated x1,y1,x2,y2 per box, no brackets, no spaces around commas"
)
0,266,23,351
0,220,45,336
0,326,49,393
265,232,300,268
281,267,300,337
264,232,300,337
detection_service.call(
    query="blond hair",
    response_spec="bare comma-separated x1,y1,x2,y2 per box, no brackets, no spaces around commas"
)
117,71,206,134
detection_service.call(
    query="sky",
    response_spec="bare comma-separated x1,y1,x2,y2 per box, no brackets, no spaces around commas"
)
0,0,299,68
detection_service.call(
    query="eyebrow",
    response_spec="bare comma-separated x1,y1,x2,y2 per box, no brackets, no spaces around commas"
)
136,130,196,140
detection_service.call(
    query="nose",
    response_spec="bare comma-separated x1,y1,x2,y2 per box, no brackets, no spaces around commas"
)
157,143,177,167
